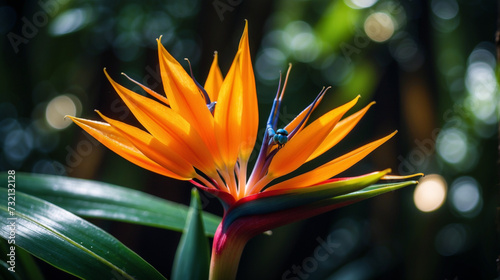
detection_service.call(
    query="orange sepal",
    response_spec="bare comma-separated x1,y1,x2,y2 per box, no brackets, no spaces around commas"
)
204,52,223,102
68,116,187,180
307,101,375,162
104,69,216,176
267,131,397,191
157,38,221,166
96,111,196,180
238,21,259,161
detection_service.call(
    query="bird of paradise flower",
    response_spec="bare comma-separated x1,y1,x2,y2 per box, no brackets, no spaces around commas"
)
69,22,421,279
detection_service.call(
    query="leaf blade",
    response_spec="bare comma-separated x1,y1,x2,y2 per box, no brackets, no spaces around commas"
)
171,188,210,280
0,189,166,280
7,173,220,236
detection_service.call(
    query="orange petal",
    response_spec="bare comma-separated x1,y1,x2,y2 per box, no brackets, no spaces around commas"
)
204,52,223,102
307,101,375,162
238,21,259,161
68,116,186,180
96,111,196,180
214,51,243,169
157,39,221,166
215,22,259,169
104,69,216,176
266,131,397,191
267,96,360,179
156,38,204,112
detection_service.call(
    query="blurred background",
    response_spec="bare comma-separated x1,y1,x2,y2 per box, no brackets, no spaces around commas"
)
1,0,498,279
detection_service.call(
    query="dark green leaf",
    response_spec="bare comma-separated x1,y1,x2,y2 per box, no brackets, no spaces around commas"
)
6,173,220,236
171,188,210,280
0,189,167,280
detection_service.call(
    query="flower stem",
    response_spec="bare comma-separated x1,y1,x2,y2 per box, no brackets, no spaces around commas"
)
209,222,250,280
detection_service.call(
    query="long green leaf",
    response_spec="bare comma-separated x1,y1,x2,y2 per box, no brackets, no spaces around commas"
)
5,173,220,236
0,189,166,280
172,189,210,280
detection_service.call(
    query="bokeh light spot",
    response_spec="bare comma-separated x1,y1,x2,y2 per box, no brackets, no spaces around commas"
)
364,12,395,42
468,45,496,68
466,62,498,102
467,96,497,124
49,8,89,36
4,127,34,165
431,0,459,20
344,0,378,9
465,46,499,125
436,128,467,164
256,47,286,82
284,21,319,62
45,95,78,130
389,32,423,71
449,177,482,217
414,174,447,212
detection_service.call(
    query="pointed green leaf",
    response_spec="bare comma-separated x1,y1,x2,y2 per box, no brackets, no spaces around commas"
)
3,173,220,236
0,189,167,280
324,180,419,205
171,188,210,280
